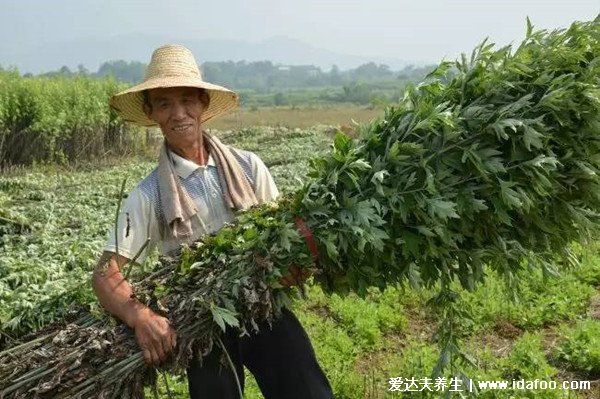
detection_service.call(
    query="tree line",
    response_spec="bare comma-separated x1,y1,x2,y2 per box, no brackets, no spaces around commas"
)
29,60,434,91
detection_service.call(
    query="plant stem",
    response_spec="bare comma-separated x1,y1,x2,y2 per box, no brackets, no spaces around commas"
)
124,238,151,280
114,177,127,262
217,335,243,399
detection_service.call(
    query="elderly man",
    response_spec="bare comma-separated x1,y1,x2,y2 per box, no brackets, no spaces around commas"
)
92,44,333,399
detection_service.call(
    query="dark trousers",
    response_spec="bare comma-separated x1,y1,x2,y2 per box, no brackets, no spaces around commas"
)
187,308,333,399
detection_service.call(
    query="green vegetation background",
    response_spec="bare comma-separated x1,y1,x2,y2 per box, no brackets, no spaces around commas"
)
6,59,434,109
1,126,599,398
0,64,429,168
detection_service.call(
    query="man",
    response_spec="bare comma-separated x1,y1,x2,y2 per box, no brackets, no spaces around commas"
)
92,44,333,398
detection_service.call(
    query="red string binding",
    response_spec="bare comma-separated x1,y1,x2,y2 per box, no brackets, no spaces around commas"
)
293,216,320,266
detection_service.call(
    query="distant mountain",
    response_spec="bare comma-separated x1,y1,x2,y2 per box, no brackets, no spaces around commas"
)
1,34,412,74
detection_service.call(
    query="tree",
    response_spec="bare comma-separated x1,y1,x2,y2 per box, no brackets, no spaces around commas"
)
77,64,89,75
329,65,343,85
273,92,288,106
96,61,146,83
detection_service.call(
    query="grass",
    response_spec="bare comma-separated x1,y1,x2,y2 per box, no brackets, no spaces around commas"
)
554,320,600,377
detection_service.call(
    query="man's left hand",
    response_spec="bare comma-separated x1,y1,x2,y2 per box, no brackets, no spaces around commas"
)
279,265,311,287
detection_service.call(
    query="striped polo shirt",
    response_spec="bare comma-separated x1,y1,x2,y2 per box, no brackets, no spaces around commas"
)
104,148,279,264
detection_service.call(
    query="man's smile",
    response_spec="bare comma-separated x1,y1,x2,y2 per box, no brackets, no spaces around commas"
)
172,124,193,133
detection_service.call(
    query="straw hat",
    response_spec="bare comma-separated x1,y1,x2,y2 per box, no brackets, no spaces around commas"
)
109,44,239,127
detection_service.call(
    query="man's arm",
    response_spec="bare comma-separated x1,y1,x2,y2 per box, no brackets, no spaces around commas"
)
248,152,310,287
92,251,176,365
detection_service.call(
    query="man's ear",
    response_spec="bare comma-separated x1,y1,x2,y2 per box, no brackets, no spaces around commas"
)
143,103,152,119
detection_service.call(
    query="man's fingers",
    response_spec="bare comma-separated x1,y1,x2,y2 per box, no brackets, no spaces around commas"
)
288,271,299,286
143,348,153,365
169,329,177,350
134,311,177,365
279,275,293,287
294,266,310,280
159,334,173,360
279,265,311,287
154,341,166,363
292,267,305,284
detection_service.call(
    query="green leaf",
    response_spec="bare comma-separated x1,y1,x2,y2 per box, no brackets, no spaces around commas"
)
499,180,523,209
401,231,422,258
211,306,239,333
278,223,299,252
353,200,381,225
323,235,339,260
349,159,371,171
371,170,389,184
333,132,352,154
404,171,417,190
526,16,533,38
416,226,436,237
408,262,422,288
368,227,389,251
491,118,523,140
427,199,459,220
210,307,226,332
425,168,437,194
523,125,544,150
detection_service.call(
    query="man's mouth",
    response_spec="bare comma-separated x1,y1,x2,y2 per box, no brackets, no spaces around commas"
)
172,124,192,133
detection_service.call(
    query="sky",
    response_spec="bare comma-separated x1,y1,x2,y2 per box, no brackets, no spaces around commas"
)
1,0,599,68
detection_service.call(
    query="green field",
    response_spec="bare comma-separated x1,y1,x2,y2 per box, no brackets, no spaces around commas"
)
1,126,599,398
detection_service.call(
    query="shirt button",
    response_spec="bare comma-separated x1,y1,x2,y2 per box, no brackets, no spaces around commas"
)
212,192,218,198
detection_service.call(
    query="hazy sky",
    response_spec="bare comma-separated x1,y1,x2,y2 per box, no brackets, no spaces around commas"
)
2,0,599,65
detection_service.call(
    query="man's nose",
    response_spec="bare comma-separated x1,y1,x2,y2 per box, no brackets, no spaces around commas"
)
171,102,186,120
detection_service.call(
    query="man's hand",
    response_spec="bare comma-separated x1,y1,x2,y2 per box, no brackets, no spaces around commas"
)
132,308,177,365
92,252,177,365
279,265,311,287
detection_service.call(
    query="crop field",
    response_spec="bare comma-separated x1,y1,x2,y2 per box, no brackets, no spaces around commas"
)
0,71,144,167
1,126,599,398
204,105,383,130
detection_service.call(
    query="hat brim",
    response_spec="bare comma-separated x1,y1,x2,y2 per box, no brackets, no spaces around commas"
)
109,77,239,127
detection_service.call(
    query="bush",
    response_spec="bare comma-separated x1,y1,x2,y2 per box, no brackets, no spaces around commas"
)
0,71,146,167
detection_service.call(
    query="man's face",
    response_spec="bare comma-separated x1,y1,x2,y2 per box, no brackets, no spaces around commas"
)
144,87,205,144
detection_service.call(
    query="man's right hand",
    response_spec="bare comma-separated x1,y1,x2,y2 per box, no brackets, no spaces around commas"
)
132,307,177,365
92,252,177,365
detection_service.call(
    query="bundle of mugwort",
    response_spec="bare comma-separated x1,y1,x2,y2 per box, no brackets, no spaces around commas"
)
1,18,599,398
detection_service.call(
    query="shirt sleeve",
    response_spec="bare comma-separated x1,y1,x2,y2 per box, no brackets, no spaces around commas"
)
104,187,159,265
250,153,280,203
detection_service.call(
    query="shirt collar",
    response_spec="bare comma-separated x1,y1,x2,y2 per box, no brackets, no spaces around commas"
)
169,148,216,179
